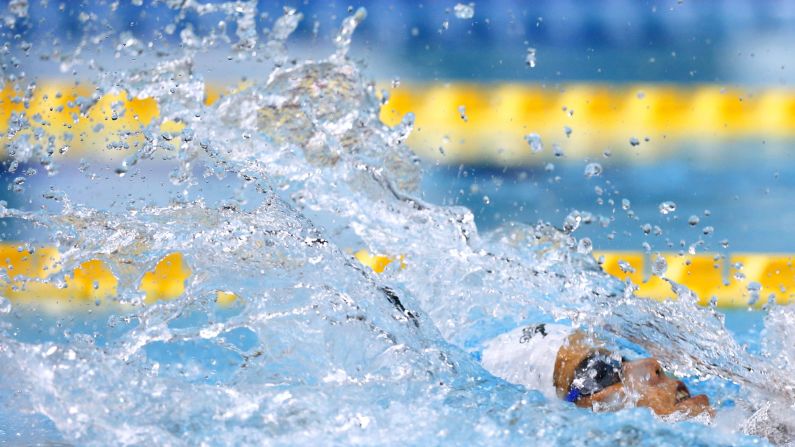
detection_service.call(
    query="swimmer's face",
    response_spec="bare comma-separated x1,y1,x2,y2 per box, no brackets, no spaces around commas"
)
554,333,713,418
577,357,713,417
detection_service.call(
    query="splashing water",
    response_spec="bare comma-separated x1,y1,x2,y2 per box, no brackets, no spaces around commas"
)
1,3,794,446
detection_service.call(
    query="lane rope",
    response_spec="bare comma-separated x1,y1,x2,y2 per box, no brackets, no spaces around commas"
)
2,82,793,163
2,243,789,310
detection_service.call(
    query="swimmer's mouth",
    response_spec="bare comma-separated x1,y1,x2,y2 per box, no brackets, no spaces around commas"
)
675,383,691,403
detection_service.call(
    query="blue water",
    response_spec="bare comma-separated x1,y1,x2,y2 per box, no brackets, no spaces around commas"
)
422,154,795,253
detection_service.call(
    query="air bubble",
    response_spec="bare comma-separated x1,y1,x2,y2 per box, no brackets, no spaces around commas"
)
688,215,700,226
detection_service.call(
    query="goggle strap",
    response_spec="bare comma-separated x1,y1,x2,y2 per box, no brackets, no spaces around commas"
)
564,388,581,403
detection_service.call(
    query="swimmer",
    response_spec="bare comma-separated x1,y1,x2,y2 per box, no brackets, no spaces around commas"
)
481,323,713,418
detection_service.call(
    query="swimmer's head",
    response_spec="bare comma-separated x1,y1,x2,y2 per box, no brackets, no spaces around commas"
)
554,332,713,417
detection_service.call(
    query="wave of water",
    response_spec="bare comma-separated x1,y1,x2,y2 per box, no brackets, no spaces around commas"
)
1,3,794,445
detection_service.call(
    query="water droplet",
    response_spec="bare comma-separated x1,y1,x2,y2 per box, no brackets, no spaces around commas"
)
332,7,367,62
0,296,11,314
453,3,475,19
391,77,401,88
563,125,572,138
576,238,593,255
641,223,652,234
544,163,554,172
199,324,223,339
458,105,468,122
482,195,490,205
618,260,635,274
525,47,537,68
10,176,25,193
747,281,762,306
658,201,676,215
629,137,640,147
621,198,631,210
584,162,602,178
651,255,667,276
688,215,700,226
637,91,646,99
702,226,714,235
552,143,564,157
720,239,729,248
563,210,581,234
524,133,543,152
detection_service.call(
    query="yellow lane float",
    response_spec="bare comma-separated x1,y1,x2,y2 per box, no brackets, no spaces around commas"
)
0,245,236,312
595,251,795,307
380,84,795,164
4,82,795,164
2,244,793,310
356,249,793,308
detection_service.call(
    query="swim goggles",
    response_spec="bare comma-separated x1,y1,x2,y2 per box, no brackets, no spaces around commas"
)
564,353,623,403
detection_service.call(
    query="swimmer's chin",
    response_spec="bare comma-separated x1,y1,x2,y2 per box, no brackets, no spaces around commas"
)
584,386,714,420
674,393,714,419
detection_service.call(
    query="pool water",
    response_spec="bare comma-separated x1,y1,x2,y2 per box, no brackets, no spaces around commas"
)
2,4,795,446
